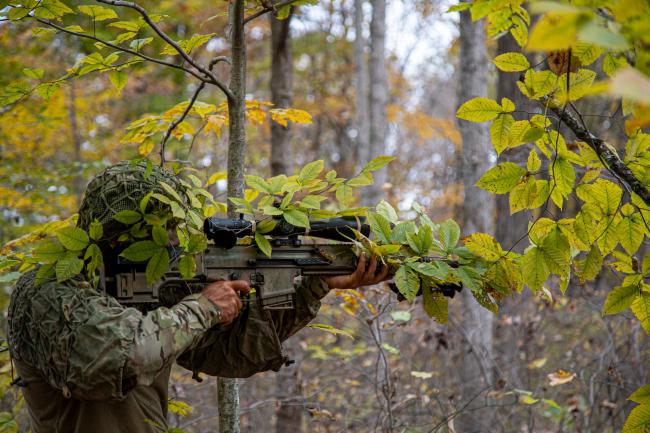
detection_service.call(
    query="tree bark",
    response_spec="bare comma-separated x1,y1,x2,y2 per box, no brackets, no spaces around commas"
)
362,0,388,206
269,9,304,433
270,11,294,176
66,81,84,206
220,0,247,431
455,9,496,433
354,0,370,171
495,34,530,253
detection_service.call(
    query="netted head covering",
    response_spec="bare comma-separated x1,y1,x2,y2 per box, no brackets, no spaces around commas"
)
77,161,184,235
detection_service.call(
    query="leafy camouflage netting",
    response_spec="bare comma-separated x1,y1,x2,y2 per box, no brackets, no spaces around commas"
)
77,161,183,234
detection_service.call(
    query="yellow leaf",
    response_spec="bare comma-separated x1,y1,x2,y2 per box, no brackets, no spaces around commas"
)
528,357,547,369
204,114,227,137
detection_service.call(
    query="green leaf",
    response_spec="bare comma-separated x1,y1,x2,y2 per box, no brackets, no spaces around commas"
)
88,220,103,241
55,256,84,282
463,233,503,262
299,160,324,182
364,156,395,171
439,219,460,251
509,177,538,214
476,162,527,194
109,70,128,91
152,225,169,246
603,281,640,315
33,240,66,263
552,157,575,197
109,20,141,31
335,184,353,207
391,221,417,243
178,255,196,279
621,402,650,433
255,232,272,258
630,385,650,405
34,263,55,286
617,215,645,255
493,52,530,72
262,205,283,216
35,82,60,100
456,97,503,122
23,68,44,79
245,175,271,193
78,4,118,21
146,248,169,285
0,272,21,283
490,114,515,155
423,283,448,323
410,261,450,280
56,227,89,251
113,210,142,225
120,240,160,262
576,179,622,216
527,149,541,172
0,412,18,433
84,243,103,274
170,201,187,219
283,209,310,228
390,311,411,322
631,292,650,335
158,181,184,203
523,246,550,290
576,244,602,283
455,266,484,292
394,265,420,303
347,171,374,187
367,212,392,244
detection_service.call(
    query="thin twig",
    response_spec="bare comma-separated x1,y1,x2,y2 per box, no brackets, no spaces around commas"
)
542,97,650,207
96,0,234,100
36,18,207,82
160,82,206,165
242,0,303,24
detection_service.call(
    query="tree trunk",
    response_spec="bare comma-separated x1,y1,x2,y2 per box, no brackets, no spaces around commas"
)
269,10,293,176
495,33,531,253
66,81,84,206
354,0,370,172
269,9,304,433
362,0,387,206
220,0,247,431
455,9,495,433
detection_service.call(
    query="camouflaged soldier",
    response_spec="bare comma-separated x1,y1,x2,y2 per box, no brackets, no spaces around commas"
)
7,161,388,433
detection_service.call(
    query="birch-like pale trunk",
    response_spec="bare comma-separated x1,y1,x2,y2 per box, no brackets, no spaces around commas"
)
219,0,247,431
354,0,369,169
269,9,304,433
363,0,388,206
455,9,496,433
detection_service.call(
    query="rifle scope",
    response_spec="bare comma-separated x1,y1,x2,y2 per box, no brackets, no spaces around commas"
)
204,217,370,249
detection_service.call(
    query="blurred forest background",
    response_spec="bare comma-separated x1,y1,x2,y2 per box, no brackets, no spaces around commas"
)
0,0,648,432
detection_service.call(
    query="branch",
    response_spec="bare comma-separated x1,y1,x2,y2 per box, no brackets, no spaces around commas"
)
159,81,206,165
243,0,302,25
544,98,650,207
96,0,234,100
36,18,207,82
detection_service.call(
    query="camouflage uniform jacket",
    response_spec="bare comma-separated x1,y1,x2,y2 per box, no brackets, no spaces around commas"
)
7,271,328,433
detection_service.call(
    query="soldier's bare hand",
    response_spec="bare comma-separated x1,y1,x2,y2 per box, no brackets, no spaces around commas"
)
201,280,250,325
321,254,390,290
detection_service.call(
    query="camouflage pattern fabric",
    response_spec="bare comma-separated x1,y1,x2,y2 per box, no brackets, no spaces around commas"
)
178,276,329,378
8,270,220,401
76,161,184,236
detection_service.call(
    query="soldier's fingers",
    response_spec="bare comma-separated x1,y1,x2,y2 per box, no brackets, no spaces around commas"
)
365,256,378,280
370,263,390,285
229,280,251,294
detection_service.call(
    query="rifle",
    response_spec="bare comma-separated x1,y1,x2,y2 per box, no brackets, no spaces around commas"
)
101,217,461,311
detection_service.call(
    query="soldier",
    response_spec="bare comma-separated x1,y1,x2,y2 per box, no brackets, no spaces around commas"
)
7,161,389,433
